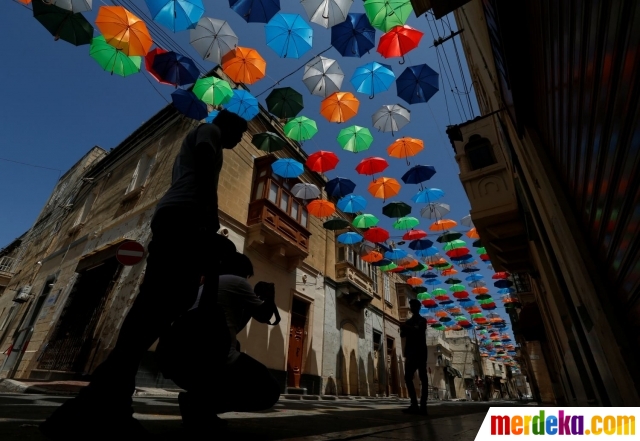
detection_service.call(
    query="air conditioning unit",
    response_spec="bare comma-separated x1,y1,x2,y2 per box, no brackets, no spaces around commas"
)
13,285,32,303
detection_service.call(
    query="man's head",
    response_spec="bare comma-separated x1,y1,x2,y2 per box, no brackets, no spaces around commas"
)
220,251,254,279
212,109,248,149
409,298,422,315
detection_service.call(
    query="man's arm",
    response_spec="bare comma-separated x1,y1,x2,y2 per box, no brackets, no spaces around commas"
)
194,123,222,233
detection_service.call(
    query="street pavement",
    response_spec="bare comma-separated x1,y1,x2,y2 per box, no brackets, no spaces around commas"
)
0,393,525,440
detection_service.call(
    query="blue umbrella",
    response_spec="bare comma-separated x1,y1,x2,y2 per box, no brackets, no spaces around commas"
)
336,194,367,213
171,89,207,120
421,271,438,279
494,280,514,288
325,177,356,198
271,158,304,178
265,13,313,59
384,248,407,260
331,13,375,58
497,288,516,294
462,267,481,273
152,51,200,86
223,89,259,120
146,0,204,32
424,278,440,286
451,254,473,262
229,0,280,23
205,109,219,123
415,246,438,257
396,63,439,105
408,239,434,250
411,188,444,203
350,62,395,99
465,274,484,281
372,258,392,267
401,165,437,185
337,232,363,245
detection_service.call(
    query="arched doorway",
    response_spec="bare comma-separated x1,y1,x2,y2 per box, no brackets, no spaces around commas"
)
341,323,358,395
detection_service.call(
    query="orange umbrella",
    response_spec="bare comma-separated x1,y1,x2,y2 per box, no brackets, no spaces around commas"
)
222,47,266,85
307,200,335,217
429,219,458,231
441,268,458,276
368,177,401,201
320,92,359,123
435,310,448,318
387,137,424,160
362,251,384,263
407,277,423,286
95,6,153,56
466,227,480,239
472,287,489,294
18,0,30,3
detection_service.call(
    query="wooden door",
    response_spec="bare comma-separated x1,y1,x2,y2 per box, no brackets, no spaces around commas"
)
287,314,306,388
341,323,359,395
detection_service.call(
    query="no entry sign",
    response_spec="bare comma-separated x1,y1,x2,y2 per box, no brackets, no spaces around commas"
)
116,241,146,266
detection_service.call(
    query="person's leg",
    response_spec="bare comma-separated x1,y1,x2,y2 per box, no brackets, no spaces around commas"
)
417,363,428,413
402,358,420,413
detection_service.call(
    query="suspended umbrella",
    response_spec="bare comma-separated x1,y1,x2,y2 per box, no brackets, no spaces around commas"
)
430,219,458,232
441,268,458,276
372,104,410,135
301,0,352,28
436,232,463,243
350,62,395,99
189,17,237,64
362,251,384,263
145,0,204,32
193,76,234,106
323,218,350,230
291,183,321,200
363,0,412,32
272,158,304,178
355,157,388,177
385,248,408,260
95,6,153,56
229,0,280,23
205,110,219,123
393,216,419,230
32,0,94,46
472,287,489,295
222,47,267,84
466,228,480,239
379,262,398,272
401,168,436,190
265,13,313,59
352,213,379,228
377,25,423,63
403,229,426,240
325,177,356,198
396,63,440,105
303,56,344,97
407,262,427,272
476,247,487,255
337,194,367,213
492,272,510,279
90,36,141,76
152,51,199,86
372,258,392,267
442,239,466,251
251,132,286,152
337,125,373,153
408,239,433,250
407,277,423,286
414,287,429,294
266,87,304,119
388,138,423,164
461,214,474,228
52,0,92,13
337,232,363,245
382,201,411,218
415,246,438,257
497,287,516,294
398,255,418,267
420,203,451,220
364,227,389,243
331,12,375,57
307,200,336,217
412,188,444,204
320,92,360,123
494,280,514,289
171,89,207,120
145,48,171,85
224,89,260,120
283,116,318,141
423,278,440,286
306,150,339,173
467,280,486,288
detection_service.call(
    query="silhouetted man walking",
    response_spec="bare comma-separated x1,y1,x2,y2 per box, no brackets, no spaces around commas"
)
401,299,428,415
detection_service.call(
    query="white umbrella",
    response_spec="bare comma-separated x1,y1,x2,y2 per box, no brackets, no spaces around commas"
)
301,0,353,28
53,0,91,12
420,203,451,219
292,183,321,200
190,17,238,64
371,104,410,134
461,214,474,227
469,281,487,288
302,56,344,97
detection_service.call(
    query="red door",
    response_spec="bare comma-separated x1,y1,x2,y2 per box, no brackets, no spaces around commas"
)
287,314,306,388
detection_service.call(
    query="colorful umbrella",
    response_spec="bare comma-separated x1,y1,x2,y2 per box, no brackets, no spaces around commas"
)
152,51,200,86
368,177,401,201
377,25,423,63
363,227,389,243
221,47,267,84
223,89,260,120
52,0,92,13
436,232,462,242
331,12,376,57
492,272,510,279
362,251,384,263
303,56,344,97
407,277,423,286
145,48,171,85
205,110,219,123
306,150,339,173
272,158,304,178
320,92,359,123
189,17,238,64
251,132,286,152
90,36,141,77
388,138,423,161
396,63,439,105
355,157,388,176
393,216,419,230
283,116,318,141
171,89,207,120
353,213,379,228
460,214,474,228
466,228,480,239
403,229,427,240
193,76,234,106
95,6,153,56
145,0,204,32
385,248,408,260
266,87,304,119
363,0,412,32
229,0,280,23
430,219,458,232
420,203,451,219
372,104,410,134
32,0,94,46
350,62,395,99
265,13,313,59
337,125,373,153
308,200,336,217
443,240,466,251
292,183,321,200
382,201,411,218
323,218,350,230
408,239,433,250
401,165,437,184
412,187,444,203
301,0,352,28
337,232,363,245
325,177,355,198
336,194,366,213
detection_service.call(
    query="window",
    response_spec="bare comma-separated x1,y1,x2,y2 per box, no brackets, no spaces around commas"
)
493,363,497,374
386,336,394,355
126,152,156,194
370,266,378,293
373,330,382,353
399,295,406,307
0,305,15,331
73,191,97,227
465,135,496,170
268,182,278,203
383,274,391,303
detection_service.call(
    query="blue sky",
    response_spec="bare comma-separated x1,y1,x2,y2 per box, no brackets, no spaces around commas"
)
1,0,514,339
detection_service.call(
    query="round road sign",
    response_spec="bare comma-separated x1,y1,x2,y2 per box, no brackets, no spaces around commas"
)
116,241,146,266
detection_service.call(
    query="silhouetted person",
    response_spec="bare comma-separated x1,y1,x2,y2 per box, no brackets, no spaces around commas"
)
41,110,248,441
400,299,428,415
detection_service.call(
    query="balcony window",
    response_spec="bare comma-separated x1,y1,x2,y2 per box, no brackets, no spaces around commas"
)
337,245,375,278
465,135,496,170
383,273,391,303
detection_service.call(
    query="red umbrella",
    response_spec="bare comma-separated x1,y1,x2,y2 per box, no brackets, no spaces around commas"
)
145,47,172,85
452,291,469,299
363,226,390,243
306,150,339,173
356,157,388,176
480,253,490,261
402,229,427,240
446,247,470,258
377,25,423,63
492,272,510,279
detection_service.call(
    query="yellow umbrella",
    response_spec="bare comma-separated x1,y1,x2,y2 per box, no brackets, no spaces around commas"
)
221,47,267,85
95,6,153,56
367,177,401,202
320,92,359,123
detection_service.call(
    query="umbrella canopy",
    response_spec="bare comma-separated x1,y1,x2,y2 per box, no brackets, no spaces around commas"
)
368,177,401,200
393,216,419,230
145,48,171,85
460,214,474,228
171,89,207,120
189,17,238,64
266,87,304,119
364,0,412,32
325,177,355,198
352,213,379,228
408,239,434,250
205,110,219,123
388,137,423,160
385,248,408,260
377,25,423,62
492,272,510,279
265,13,313,59
222,46,266,84
301,0,352,28
323,218,350,230
306,150,339,173
416,246,438,257
303,56,344,97
401,164,436,185
146,0,204,32
331,12,376,57
272,158,304,178
396,63,439,105
337,194,367,213
350,62,395,98
372,104,410,134
193,76,234,106
223,89,260,120
52,0,92,13
362,251,384,263
430,219,458,232
466,227,480,239
90,36,141,76
355,157,388,175
382,201,411,218
251,132,286,152
337,232,363,245
229,0,280,23
320,92,359,123
442,239,466,251
95,6,153,56
436,232,463,243
403,229,427,240
420,203,451,219
33,0,94,46
283,116,318,141
291,183,321,200
152,51,199,86
412,187,444,203
337,125,373,153
407,277,423,286
308,200,336,217
363,226,389,243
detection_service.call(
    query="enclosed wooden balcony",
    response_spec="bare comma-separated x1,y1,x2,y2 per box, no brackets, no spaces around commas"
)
335,261,375,308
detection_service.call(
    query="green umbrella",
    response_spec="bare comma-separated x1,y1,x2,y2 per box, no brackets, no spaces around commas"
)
416,292,431,299
431,288,447,296
449,284,466,292
382,201,411,218
476,247,487,254
33,0,94,46
407,262,427,272
364,0,413,32
353,213,379,228
284,116,318,141
266,87,304,119
443,239,467,251
323,218,351,230
379,262,398,271
251,132,286,153
393,216,419,230
193,77,234,106
90,36,141,77
337,125,373,153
